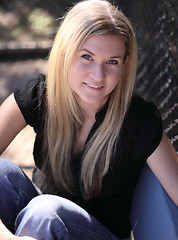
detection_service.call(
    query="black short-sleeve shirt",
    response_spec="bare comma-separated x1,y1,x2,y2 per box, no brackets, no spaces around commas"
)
14,74,163,239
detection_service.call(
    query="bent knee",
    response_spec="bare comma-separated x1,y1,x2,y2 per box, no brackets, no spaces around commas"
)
21,195,69,218
0,158,22,192
15,195,69,237
0,158,17,174
21,194,90,222
23,195,76,212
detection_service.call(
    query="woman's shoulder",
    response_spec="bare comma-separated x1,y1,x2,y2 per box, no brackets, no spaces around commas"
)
14,74,46,102
121,93,163,160
14,74,46,131
127,94,162,123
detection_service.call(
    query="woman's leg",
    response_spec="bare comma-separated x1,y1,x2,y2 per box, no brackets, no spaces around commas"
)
0,158,39,233
15,194,123,240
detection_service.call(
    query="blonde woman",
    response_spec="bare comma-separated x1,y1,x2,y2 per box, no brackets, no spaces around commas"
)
0,0,177,240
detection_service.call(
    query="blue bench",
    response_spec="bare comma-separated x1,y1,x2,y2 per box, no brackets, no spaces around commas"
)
130,164,178,240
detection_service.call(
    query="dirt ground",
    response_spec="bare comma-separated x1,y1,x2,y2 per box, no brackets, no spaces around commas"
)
0,59,47,179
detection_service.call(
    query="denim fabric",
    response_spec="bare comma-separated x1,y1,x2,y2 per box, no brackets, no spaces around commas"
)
0,158,130,240
0,158,39,233
15,194,124,240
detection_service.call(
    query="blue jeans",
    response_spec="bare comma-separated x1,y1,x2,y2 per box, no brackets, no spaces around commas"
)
0,158,130,240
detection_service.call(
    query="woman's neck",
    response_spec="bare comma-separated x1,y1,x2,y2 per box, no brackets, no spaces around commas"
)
79,99,108,120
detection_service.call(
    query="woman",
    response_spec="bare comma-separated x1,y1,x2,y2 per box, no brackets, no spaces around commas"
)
0,0,177,239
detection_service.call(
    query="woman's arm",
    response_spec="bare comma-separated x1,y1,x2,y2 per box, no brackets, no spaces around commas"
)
0,96,36,238
0,219,14,240
0,219,37,240
147,132,178,206
0,94,27,155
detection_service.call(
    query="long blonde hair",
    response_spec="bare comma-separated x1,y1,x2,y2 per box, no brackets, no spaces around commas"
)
42,0,138,199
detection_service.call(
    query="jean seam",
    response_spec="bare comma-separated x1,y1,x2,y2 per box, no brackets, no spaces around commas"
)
66,223,105,240
6,173,37,205
52,226,69,237
5,175,21,209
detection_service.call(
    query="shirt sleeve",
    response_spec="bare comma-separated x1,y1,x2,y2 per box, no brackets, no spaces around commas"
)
14,74,46,132
128,96,163,161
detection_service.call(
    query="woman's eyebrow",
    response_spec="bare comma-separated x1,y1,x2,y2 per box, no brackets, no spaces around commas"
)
80,48,95,56
80,48,123,59
110,56,123,59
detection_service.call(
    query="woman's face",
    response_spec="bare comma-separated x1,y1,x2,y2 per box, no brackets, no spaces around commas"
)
71,34,126,110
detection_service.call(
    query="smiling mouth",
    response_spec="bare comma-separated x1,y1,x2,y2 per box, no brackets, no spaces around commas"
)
84,82,103,89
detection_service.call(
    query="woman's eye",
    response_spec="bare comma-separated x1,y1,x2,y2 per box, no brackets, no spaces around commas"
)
81,54,92,61
107,60,118,65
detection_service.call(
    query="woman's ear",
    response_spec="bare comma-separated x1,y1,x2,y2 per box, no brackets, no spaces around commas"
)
124,55,129,63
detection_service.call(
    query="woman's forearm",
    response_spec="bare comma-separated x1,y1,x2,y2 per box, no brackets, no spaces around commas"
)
0,219,37,240
0,219,15,240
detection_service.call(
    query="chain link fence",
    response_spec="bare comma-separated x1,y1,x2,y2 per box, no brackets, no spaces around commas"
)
118,0,178,151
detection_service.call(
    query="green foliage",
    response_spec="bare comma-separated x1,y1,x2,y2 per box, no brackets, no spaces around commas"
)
28,9,54,35
0,0,78,42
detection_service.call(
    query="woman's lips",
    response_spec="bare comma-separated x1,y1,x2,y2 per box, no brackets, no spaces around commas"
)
84,82,104,89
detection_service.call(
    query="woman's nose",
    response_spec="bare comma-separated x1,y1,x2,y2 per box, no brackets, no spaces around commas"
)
90,63,106,81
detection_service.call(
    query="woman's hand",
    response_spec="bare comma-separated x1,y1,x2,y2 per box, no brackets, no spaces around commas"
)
15,237,37,240
0,219,37,240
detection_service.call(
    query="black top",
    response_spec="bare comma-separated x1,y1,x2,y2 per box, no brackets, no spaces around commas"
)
14,74,163,239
